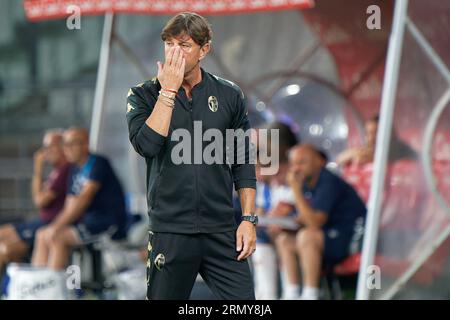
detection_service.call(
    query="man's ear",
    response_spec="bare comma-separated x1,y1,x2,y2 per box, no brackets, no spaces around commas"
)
199,42,211,60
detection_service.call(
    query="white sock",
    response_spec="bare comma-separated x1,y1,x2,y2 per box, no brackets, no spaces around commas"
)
301,286,319,300
282,283,300,299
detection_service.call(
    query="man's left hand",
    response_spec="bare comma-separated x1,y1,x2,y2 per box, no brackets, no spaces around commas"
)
236,221,256,261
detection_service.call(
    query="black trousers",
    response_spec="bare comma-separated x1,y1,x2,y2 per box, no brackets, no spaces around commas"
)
146,230,255,300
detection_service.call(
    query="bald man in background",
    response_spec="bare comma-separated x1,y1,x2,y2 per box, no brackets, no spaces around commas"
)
0,130,70,273
277,144,366,299
32,128,127,270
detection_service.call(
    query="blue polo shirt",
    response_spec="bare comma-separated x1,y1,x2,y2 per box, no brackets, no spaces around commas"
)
302,168,366,231
68,154,127,239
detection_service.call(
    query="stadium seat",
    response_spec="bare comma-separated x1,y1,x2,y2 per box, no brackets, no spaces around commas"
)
333,252,362,276
320,253,362,300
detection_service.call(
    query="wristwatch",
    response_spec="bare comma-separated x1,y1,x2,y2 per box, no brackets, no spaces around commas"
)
241,213,258,226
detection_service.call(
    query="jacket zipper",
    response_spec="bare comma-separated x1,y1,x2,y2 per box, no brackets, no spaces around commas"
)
189,98,201,233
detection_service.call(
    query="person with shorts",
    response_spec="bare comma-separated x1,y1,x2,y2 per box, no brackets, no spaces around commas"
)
278,144,366,300
0,129,70,272
31,127,127,270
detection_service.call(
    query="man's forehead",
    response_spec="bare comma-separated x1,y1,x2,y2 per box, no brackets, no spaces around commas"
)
166,33,194,43
63,132,76,141
43,133,60,145
292,147,315,159
64,131,82,141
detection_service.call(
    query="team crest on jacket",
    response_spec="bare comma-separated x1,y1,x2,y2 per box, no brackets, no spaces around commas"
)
208,96,218,112
154,253,165,270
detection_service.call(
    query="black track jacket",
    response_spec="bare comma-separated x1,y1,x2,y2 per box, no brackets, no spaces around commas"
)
126,69,256,234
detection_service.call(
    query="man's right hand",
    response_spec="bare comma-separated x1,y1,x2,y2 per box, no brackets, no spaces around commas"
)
157,46,186,91
355,146,374,165
286,169,303,192
33,148,45,175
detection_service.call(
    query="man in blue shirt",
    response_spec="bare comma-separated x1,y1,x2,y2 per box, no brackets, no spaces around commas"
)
32,128,127,270
283,144,366,300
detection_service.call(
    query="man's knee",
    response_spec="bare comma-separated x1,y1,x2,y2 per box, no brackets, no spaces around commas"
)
49,228,76,248
0,224,14,237
35,228,47,245
0,243,13,257
0,241,27,261
296,228,324,250
275,232,296,252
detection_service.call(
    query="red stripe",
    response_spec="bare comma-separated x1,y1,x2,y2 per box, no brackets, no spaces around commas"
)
23,0,314,21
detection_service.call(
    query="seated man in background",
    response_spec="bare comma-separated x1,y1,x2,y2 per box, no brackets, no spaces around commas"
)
271,151,328,300
32,127,127,270
336,115,378,167
337,114,416,168
277,144,366,300
0,129,70,272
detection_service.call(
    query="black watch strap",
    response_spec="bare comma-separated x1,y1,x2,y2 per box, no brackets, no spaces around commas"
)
241,214,258,226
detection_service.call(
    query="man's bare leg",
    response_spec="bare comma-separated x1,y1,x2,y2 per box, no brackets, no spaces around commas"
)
0,241,28,262
0,253,7,272
32,229,51,267
0,225,20,242
252,243,278,300
48,227,81,270
0,225,29,269
275,231,300,299
296,228,324,300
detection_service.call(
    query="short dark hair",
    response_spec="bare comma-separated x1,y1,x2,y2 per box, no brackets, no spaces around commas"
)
317,149,328,162
161,12,212,46
259,121,300,163
264,121,299,148
369,114,380,123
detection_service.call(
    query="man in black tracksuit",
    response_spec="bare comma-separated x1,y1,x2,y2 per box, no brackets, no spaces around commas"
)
126,12,257,300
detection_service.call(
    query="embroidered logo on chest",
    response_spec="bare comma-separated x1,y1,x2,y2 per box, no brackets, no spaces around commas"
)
208,96,218,112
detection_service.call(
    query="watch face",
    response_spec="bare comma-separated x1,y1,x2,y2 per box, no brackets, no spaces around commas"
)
243,215,258,225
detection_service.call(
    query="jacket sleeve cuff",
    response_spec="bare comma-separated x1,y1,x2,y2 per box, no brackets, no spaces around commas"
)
139,123,166,146
234,179,257,191
135,124,167,157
